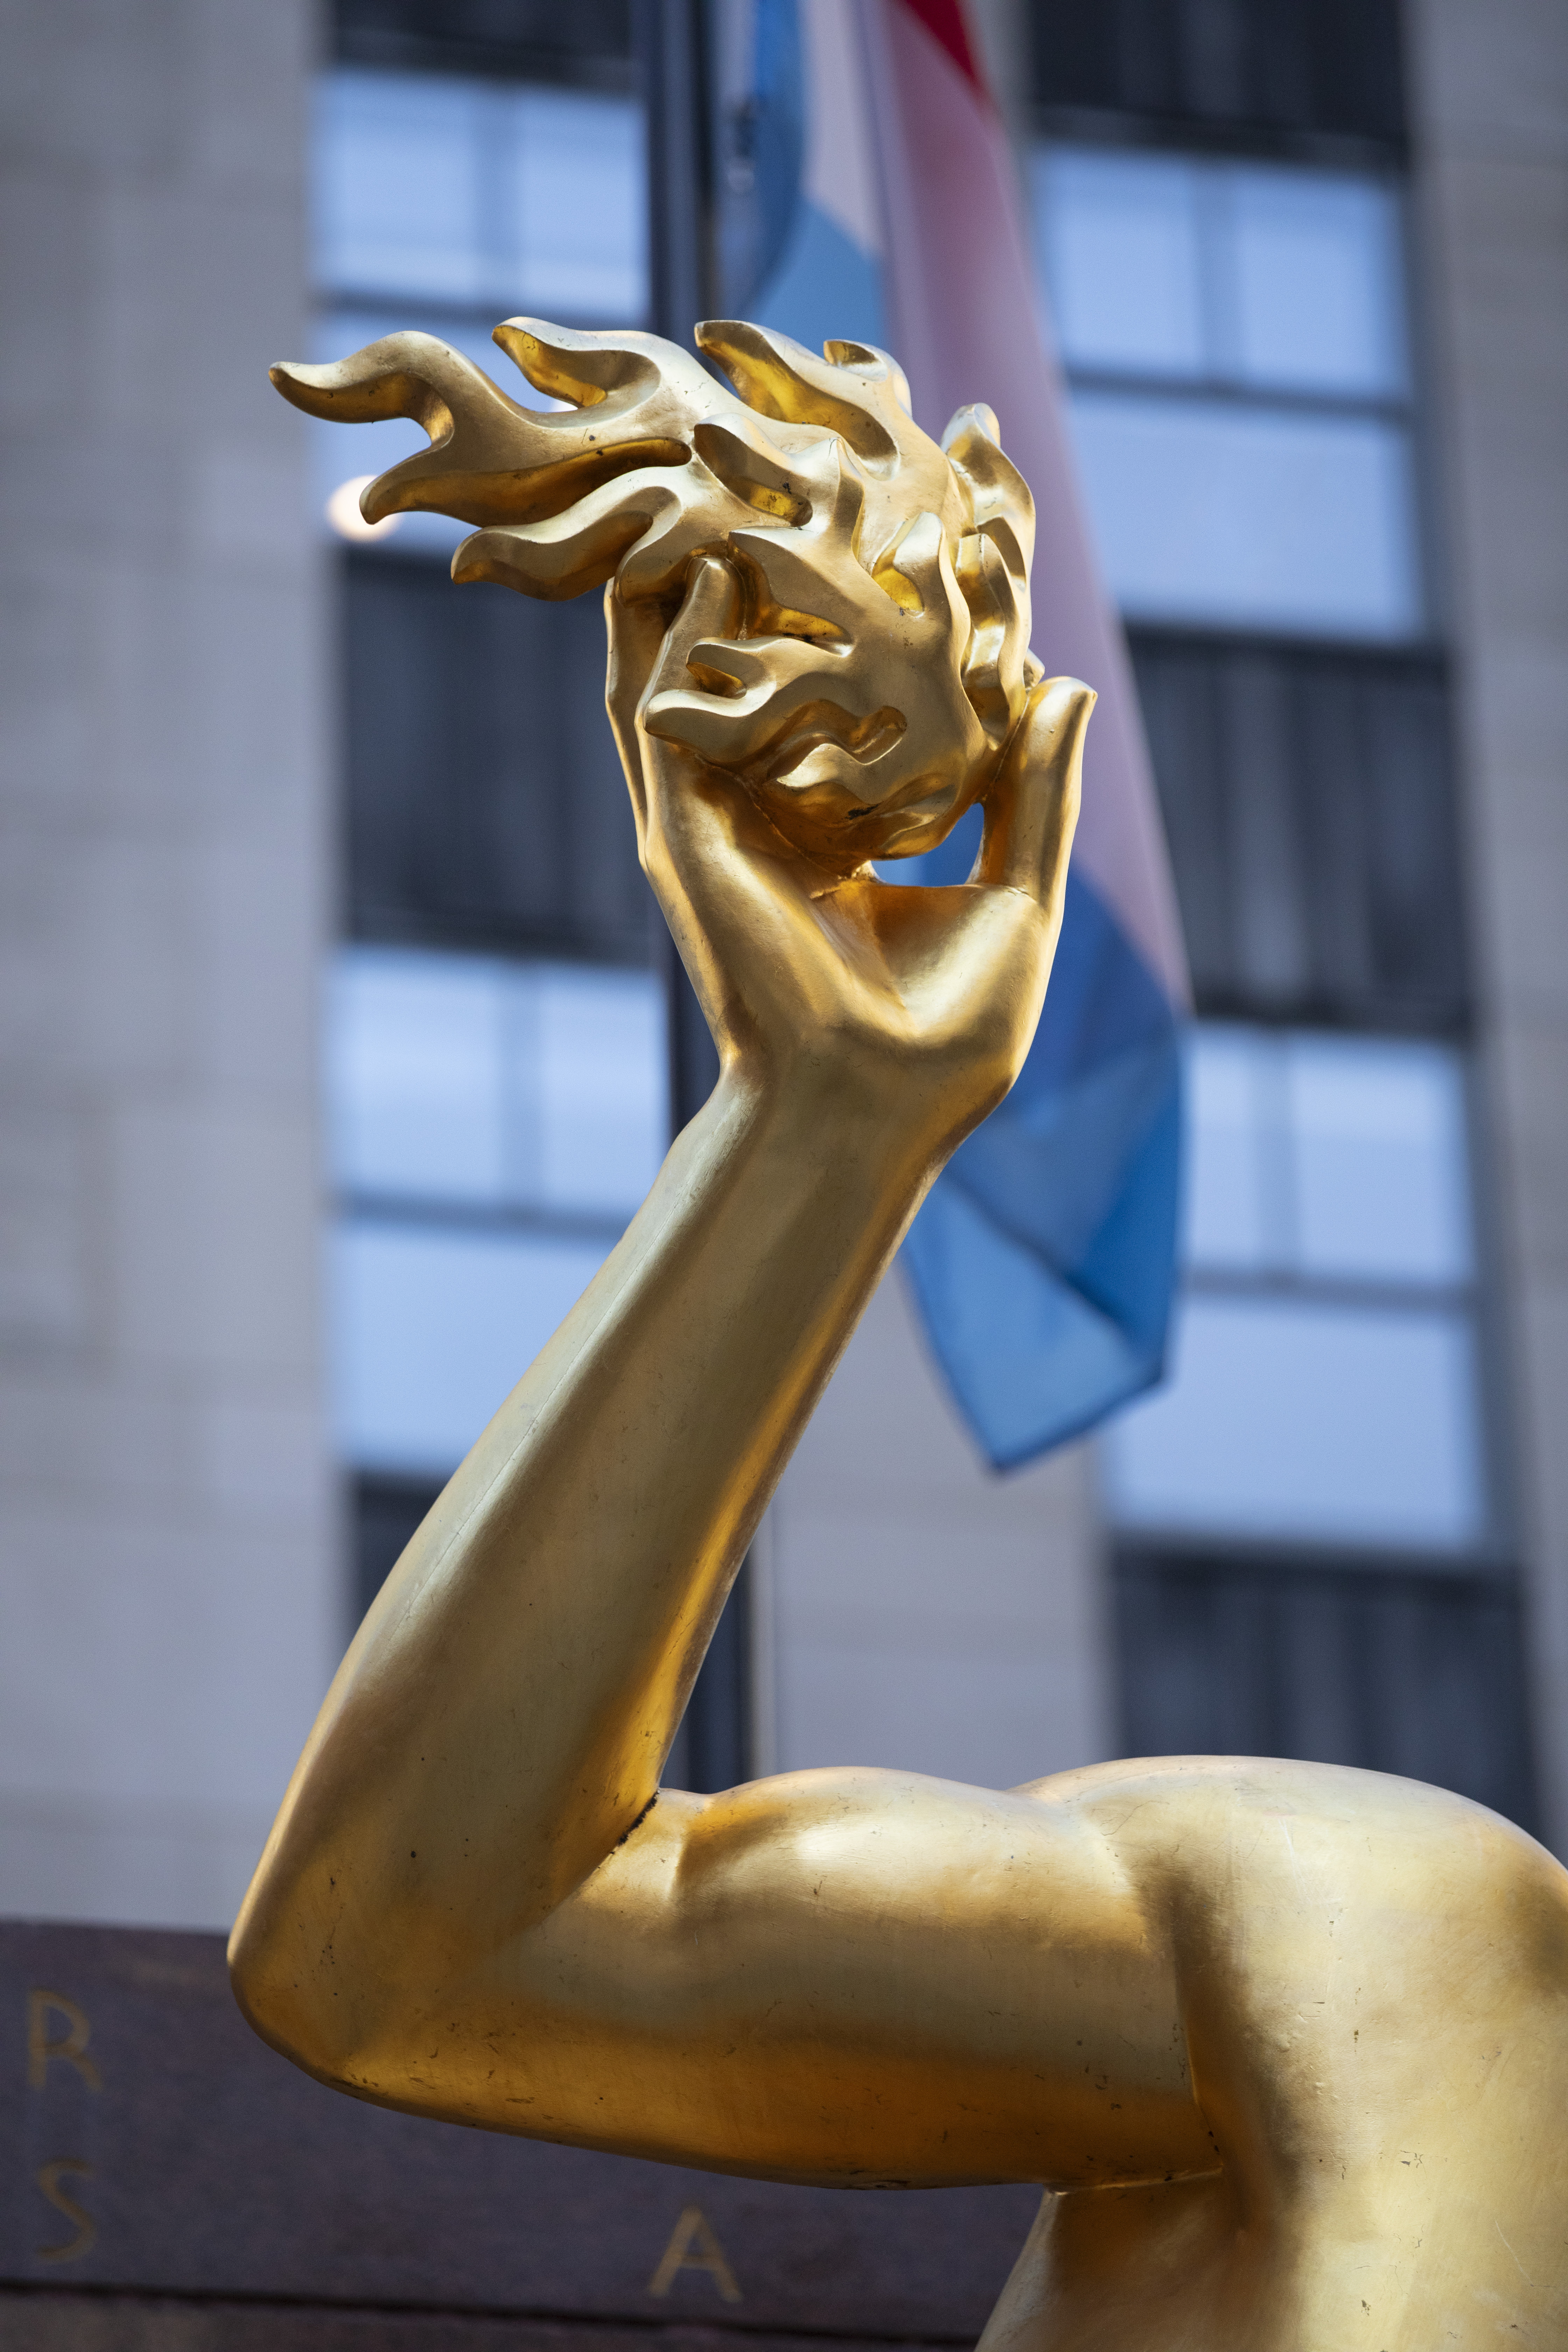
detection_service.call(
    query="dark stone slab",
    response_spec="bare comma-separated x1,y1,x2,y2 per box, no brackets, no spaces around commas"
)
0,2301,954,2352
1,1925,1037,2340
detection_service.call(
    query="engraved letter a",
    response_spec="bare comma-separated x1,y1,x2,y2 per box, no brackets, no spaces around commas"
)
648,2204,742,2303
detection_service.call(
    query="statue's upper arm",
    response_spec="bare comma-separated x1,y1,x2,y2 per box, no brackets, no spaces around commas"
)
451,1769,1208,2188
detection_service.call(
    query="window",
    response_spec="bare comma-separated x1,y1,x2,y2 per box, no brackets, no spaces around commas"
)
317,70,645,320
334,0,635,90
1032,147,1421,638
1113,1549,1536,1828
1026,0,1406,156
1104,1024,1486,1553
1128,631,1464,1030
1038,150,1406,391
328,947,666,1481
340,552,647,962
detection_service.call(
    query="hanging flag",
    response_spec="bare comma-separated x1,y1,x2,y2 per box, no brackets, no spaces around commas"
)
732,0,1189,1468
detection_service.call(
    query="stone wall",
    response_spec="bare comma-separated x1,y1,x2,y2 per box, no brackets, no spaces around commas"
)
769,1273,1111,1791
1407,0,1568,1846
0,0,338,1925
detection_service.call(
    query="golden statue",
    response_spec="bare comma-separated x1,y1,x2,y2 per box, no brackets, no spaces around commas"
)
234,317,1568,2349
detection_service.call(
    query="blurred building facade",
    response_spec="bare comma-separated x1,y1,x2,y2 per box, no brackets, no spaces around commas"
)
1,0,1565,1928
0,3,337,1922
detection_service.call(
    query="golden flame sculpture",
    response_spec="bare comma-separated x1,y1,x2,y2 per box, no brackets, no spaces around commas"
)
273,317,1037,868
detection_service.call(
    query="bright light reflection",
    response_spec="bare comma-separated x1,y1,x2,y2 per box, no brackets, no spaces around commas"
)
326,474,401,542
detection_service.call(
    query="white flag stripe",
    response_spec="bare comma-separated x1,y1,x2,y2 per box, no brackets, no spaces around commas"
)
858,0,1190,1005
802,0,884,260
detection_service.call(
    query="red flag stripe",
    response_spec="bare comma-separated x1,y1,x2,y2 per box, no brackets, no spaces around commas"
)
889,0,985,94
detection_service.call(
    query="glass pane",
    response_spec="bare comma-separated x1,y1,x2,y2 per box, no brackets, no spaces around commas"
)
333,1223,610,1475
328,947,667,1218
1288,1035,1471,1284
1069,391,1422,638
1102,1296,1485,1550
1227,165,1407,397
316,70,485,306
315,69,645,322
329,949,508,1203
513,88,647,321
1183,1027,1275,1270
1032,148,1205,378
1182,1025,1473,1284
533,966,668,1216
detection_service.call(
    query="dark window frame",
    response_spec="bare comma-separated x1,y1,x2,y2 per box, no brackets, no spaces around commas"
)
340,546,658,969
1026,0,1407,166
1129,624,1470,1036
351,1470,751,1795
1112,1538,1538,1833
333,0,636,94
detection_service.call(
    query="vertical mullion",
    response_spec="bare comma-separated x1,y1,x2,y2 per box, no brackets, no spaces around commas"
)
634,0,752,1795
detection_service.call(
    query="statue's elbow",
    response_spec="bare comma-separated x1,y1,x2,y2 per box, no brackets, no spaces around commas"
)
227,1882,369,2088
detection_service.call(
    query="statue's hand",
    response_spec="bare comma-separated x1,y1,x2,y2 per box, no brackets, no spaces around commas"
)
608,558,1091,1167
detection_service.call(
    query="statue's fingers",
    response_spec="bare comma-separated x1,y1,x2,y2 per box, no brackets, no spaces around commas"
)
640,555,744,719
604,580,665,849
628,556,850,1043
976,676,1093,910
634,554,764,899
608,566,744,860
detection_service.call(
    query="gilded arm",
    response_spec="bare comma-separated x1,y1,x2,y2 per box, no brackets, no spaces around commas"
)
230,318,1211,2191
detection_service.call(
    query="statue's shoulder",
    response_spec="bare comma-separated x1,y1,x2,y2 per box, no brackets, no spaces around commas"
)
1023,1749,1549,1841
1016,1752,1568,1972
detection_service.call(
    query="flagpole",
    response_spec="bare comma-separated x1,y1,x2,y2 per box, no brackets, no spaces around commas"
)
634,0,754,1796
637,0,719,359
636,0,724,1141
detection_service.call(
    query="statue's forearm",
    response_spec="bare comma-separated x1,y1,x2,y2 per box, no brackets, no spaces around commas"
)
231,1062,928,2020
